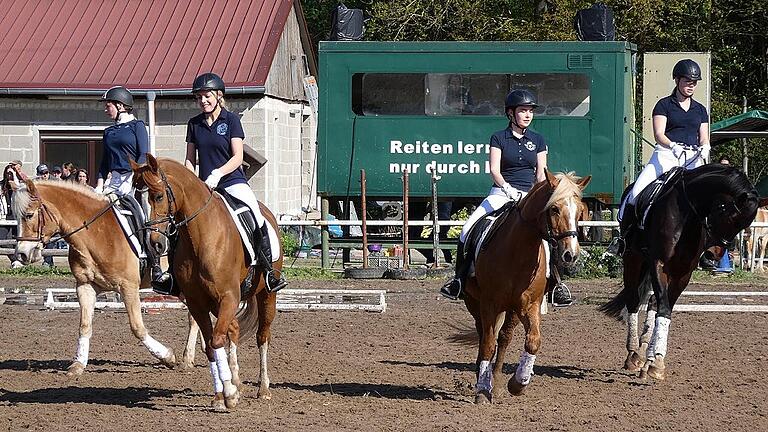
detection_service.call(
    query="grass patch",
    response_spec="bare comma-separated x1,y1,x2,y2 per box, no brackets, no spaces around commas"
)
282,267,341,280
0,266,72,277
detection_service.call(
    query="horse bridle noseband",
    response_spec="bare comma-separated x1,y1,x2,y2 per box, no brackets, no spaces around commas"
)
680,179,746,247
15,192,117,244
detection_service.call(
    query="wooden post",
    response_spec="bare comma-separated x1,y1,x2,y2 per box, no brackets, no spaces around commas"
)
361,169,368,268
431,170,440,268
402,169,409,270
321,197,330,269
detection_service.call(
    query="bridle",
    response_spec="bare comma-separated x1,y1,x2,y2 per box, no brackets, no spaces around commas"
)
519,189,579,247
139,167,214,241
15,191,117,243
680,178,748,248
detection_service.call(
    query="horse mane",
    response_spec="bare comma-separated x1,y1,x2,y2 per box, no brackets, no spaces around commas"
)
544,171,585,210
684,164,755,196
11,180,106,217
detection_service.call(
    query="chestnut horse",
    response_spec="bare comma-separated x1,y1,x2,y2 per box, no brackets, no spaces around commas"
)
11,180,191,374
601,164,764,380
131,155,280,411
463,171,591,403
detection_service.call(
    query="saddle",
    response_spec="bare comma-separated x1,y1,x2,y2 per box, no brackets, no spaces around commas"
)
633,166,685,229
112,194,148,259
463,201,518,270
218,191,259,265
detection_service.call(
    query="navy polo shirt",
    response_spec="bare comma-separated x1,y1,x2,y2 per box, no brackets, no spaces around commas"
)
99,119,148,180
186,108,247,188
652,94,709,147
490,127,548,191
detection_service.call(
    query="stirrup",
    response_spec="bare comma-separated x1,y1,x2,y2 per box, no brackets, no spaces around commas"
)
151,272,175,296
550,282,573,307
265,269,287,293
606,237,625,256
440,278,462,300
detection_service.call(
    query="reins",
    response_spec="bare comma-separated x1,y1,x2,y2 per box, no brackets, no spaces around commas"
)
140,166,215,235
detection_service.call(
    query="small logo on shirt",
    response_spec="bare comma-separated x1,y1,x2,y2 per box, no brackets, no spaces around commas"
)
216,124,228,135
525,140,535,151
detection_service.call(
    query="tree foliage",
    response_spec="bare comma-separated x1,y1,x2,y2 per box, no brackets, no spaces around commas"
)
302,0,768,180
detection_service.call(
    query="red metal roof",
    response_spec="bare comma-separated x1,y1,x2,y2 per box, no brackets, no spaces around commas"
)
0,0,293,91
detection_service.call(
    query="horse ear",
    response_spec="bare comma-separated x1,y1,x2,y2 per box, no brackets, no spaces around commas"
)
129,158,141,171
545,168,558,189
577,175,592,190
146,153,159,172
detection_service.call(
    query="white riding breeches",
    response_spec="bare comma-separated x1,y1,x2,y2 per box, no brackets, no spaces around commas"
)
618,145,704,221
101,171,134,196
460,185,527,243
223,182,279,262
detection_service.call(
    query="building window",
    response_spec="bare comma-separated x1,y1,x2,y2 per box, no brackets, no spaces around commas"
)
352,73,590,117
40,132,103,186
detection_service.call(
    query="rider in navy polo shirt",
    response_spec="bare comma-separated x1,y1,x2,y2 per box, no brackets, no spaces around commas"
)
440,89,573,305
613,59,710,254
185,73,286,292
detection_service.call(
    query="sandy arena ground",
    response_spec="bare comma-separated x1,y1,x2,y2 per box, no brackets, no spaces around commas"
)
1,274,767,431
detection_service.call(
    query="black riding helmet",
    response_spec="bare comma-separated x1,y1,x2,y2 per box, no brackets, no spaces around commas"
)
192,73,226,94
672,59,702,81
505,89,539,111
101,86,133,107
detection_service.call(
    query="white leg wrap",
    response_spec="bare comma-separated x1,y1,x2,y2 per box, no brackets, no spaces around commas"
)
651,316,671,358
627,312,639,350
476,360,492,393
75,336,90,366
515,352,536,385
641,309,656,344
214,347,232,382
209,362,224,393
142,335,170,360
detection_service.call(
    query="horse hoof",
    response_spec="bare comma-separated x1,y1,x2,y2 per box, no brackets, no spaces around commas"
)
623,351,644,372
507,378,527,396
647,365,666,380
160,350,177,369
224,390,240,409
66,362,85,376
474,390,492,405
211,393,227,412
257,388,272,400
178,360,195,371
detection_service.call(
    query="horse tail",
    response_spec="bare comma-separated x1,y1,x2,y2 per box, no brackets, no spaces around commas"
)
447,322,479,346
598,270,652,321
235,291,260,342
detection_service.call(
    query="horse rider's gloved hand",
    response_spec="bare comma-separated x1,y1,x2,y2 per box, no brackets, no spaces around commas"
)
700,144,711,162
204,169,223,189
106,192,120,203
502,182,519,201
670,142,686,159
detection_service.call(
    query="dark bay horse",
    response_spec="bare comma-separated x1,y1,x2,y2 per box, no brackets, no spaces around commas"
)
12,180,187,375
463,171,591,403
131,155,280,411
600,164,766,380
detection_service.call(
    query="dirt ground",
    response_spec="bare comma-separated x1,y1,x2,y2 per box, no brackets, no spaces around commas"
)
1,274,767,432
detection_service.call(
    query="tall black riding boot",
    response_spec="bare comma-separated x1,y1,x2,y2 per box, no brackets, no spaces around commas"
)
148,250,174,295
253,224,287,293
440,242,469,300
608,204,635,256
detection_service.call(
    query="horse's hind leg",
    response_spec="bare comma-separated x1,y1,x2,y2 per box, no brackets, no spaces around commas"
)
180,312,200,369
492,311,520,400
68,283,97,376
255,288,278,400
227,320,241,389
122,286,176,368
622,252,647,372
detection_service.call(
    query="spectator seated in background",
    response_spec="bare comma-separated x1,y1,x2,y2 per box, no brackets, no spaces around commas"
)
51,166,63,181
35,164,50,181
61,162,76,181
75,169,93,189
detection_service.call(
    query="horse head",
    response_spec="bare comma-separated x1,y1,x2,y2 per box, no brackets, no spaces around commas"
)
527,170,591,269
11,180,57,264
131,154,177,255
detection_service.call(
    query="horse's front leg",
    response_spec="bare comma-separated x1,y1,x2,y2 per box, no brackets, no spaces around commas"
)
121,286,176,368
68,283,97,376
187,303,229,412
492,311,520,400
507,296,543,396
643,261,673,381
208,295,241,409
474,309,500,404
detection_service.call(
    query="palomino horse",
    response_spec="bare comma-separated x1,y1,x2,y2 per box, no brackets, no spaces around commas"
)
745,207,768,271
11,180,187,374
601,164,765,380
463,171,591,403
131,155,280,411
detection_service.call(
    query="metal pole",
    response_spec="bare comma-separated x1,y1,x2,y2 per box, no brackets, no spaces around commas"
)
431,170,439,268
146,91,157,156
361,170,368,269
402,169,409,270
321,197,329,269
742,96,748,175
